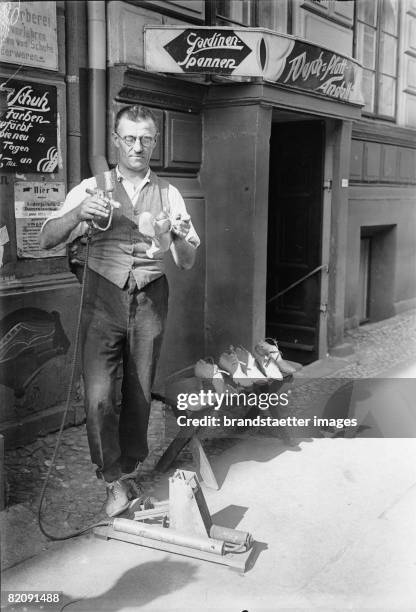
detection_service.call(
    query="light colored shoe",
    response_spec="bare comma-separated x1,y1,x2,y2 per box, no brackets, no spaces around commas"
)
104,479,130,517
139,212,172,258
154,212,172,251
194,358,226,394
154,211,172,236
234,346,267,384
138,211,156,237
254,349,283,381
255,339,298,376
218,348,253,388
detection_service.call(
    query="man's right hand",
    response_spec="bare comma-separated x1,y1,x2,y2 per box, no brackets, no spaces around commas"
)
77,191,110,222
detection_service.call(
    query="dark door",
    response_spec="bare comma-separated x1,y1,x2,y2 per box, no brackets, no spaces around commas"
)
266,121,324,364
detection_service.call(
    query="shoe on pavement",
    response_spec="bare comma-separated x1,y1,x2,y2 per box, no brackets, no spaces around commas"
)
105,479,130,517
234,346,268,384
120,473,145,501
255,339,298,376
218,348,253,388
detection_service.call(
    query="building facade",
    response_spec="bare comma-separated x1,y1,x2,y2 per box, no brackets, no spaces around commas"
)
1,0,415,446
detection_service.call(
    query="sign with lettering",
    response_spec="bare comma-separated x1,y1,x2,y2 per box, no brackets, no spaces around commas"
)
164,29,252,74
145,26,363,106
14,181,65,258
0,1,58,71
276,40,356,101
0,79,58,173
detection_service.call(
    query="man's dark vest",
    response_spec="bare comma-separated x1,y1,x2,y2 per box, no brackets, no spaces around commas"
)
88,168,170,290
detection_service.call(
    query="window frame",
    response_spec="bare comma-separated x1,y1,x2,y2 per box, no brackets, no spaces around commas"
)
354,0,401,122
205,1,292,34
208,0,256,27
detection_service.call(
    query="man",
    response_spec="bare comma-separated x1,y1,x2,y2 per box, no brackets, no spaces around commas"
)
40,105,199,517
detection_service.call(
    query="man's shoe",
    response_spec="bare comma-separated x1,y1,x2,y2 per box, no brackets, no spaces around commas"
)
218,348,253,388
154,212,173,251
120,475,145,501
234,346,268,384
139,212,172,258
104,479,130,517
194,358,227,394
253,349,283,381
255,339,298,376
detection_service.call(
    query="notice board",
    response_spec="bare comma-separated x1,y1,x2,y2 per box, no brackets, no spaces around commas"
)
0,78,58,173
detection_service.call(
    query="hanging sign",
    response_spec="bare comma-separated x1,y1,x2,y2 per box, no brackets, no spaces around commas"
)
0,1,58,71
14,181,66,258
145,26,363,105
0,78,58,173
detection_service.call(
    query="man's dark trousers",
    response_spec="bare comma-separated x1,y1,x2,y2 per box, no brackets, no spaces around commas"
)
81,269,169,482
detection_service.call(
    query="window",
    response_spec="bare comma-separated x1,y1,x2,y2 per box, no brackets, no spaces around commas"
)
216,0,254,26
257,0,288,33
355,0,400,118
206,1,288,32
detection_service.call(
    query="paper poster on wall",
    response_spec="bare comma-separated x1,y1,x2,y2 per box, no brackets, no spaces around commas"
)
0,78,58,173
14,181,65,258
0,1,58,71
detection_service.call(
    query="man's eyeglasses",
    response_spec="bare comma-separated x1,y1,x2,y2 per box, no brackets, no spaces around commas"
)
115,132,156,148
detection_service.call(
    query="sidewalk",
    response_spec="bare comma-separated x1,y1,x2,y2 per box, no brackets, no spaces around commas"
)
1,309,416,609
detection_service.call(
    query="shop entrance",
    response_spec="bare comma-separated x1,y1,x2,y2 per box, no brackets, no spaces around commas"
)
266,120,325,364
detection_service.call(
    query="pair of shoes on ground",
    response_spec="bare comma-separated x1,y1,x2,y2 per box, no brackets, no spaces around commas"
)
195,340,298,391
219,346,268,387
104,472,144,517
194,349,260,393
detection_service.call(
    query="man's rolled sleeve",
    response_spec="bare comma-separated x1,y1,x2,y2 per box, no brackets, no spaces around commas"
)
41,178,96,245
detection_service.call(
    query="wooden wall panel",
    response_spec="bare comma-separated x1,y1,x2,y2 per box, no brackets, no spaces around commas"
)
350,140,364,181
363,142,381,181
398,147,416,182
164,111,202,171
350,140,416,184
381,145,398,182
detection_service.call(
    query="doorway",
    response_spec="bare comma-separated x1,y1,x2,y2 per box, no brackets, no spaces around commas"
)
266,121,325,364
358,225,396,324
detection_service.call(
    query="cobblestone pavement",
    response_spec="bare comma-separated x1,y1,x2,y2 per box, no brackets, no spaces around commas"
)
1,309,416,569
279,309,416,428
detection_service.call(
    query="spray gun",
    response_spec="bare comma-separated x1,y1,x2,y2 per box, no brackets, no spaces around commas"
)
85,170,121,232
